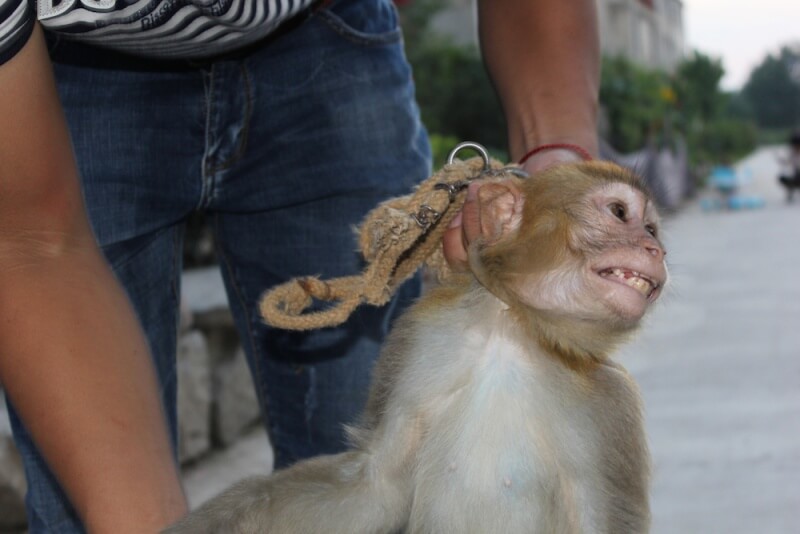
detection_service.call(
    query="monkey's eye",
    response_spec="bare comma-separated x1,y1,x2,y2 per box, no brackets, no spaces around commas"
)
609,202,627,221
645,224,658,237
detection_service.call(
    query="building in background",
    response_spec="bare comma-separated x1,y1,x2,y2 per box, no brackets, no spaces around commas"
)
430,0,685,72
598,0,684,71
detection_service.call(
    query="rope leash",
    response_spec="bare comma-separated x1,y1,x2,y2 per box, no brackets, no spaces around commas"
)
259,142,527,330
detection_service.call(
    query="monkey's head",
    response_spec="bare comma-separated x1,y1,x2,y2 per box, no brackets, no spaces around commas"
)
469,161,668,362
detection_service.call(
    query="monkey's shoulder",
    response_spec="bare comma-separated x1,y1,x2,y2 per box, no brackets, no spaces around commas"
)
584,360,645,414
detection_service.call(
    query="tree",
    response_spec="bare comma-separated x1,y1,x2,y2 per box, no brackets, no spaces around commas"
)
742,45,800,129
671,51,756,165
674,51,725,123
398,1,507,165
599,56,675,152
599,52,756,166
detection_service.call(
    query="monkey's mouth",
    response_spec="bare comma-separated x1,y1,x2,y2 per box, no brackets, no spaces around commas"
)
597,268,660,300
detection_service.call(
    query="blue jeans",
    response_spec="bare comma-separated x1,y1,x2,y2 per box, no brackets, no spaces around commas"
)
7,0,430,530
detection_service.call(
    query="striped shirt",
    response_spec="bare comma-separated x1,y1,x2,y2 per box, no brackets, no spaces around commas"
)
0,0,316,65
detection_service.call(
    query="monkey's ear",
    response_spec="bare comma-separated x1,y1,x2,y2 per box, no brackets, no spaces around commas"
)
477,180,525,244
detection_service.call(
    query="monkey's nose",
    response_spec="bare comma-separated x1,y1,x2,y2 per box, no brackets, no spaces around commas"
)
641,236,665,259
645,243,665,259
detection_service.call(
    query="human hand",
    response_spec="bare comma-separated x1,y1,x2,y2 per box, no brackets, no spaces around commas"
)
441,147,591,271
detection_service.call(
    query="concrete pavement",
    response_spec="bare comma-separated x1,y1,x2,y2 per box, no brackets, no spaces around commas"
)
618,146,800,533
183,146,800,532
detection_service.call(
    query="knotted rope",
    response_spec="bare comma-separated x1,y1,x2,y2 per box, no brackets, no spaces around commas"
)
259,142,525,330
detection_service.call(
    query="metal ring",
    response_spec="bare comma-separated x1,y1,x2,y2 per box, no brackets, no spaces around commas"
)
447,141,490,171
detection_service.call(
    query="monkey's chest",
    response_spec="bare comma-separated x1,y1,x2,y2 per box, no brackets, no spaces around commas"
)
408,350,598,532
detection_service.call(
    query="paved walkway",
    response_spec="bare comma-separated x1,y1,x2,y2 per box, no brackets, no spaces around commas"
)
184,146,800,532
618,146,800,533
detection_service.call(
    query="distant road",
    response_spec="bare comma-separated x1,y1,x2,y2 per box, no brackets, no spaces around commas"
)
619,146,800,533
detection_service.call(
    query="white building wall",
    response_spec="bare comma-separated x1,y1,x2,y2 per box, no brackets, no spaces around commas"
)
597,0,685,71
428,0,684,72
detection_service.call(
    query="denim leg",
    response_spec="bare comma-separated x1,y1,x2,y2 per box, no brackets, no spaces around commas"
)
212,207,422,468
5,407,80,533
6,45,202,532
7,3,430,530
206,0,431,468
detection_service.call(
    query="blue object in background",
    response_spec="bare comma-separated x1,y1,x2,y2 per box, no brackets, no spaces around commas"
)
701,166,765,211
709,166,738,193
728,196,765,210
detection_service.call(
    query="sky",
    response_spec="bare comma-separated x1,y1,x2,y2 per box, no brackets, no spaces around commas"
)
683,0,799,91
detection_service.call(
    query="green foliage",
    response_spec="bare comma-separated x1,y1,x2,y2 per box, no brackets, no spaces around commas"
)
408,38,507,157
398,1,507,159
757,127,794,145
399,1,760,170
599,56,675,152
672,51,756,166
742,46,800,129
673,51,725,122
600,52,756,167
427,133,460,169
686,118,758,166
723,91,754,121
396,0,445,52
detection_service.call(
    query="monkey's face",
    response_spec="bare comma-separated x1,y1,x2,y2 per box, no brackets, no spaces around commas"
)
521,181,666,328
476,163,667,331
577,181,666,325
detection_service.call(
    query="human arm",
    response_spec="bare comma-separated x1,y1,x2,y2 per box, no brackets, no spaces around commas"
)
443,0,600,267
0,25,187,532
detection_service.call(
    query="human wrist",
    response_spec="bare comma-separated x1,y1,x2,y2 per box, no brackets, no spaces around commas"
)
517,141,597,174
506,106,599,165
518,143,593,166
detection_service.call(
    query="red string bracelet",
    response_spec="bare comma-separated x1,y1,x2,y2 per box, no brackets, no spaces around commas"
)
518,143,593,165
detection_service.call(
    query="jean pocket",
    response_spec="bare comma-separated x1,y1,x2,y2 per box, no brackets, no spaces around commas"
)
316,0,402,47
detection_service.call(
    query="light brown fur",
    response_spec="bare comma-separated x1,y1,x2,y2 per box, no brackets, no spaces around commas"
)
166,161,666,534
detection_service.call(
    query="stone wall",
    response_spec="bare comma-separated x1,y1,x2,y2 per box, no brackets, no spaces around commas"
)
0,267,260,529
178,267,262,462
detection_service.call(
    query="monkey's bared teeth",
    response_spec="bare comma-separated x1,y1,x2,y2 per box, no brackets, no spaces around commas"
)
598,268,656,297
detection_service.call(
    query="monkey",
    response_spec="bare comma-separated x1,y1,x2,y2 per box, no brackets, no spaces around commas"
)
165,160,667,534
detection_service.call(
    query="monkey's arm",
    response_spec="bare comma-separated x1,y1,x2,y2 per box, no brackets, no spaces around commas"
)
167,303,438,534
166,411,422,534
476,0,600,162
166,450,413,534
